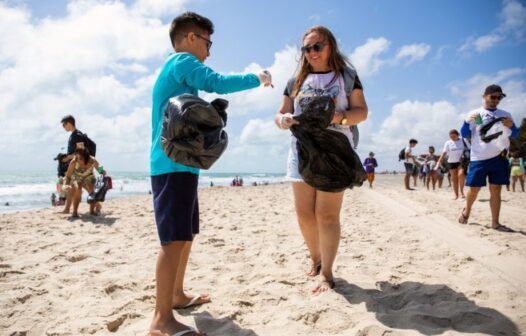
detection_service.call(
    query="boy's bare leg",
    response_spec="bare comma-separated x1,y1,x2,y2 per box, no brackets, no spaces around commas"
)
172,239,210,307
150,241,203,336
488,184,502,228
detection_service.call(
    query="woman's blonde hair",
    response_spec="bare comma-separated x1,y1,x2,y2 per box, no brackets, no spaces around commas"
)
292,25,354,97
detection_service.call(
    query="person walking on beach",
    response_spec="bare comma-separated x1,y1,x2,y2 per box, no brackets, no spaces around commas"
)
435,129,468,199
403,139,418,190
275,25,368,293
148,12,272,336
458,85,519,231
423,146,439,190
363,152,378,188
509,151,525,192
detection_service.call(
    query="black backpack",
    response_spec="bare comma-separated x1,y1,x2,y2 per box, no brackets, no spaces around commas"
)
398,148,406,161
80,132,97,156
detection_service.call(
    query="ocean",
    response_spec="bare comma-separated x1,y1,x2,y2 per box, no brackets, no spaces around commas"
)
0,171,286,214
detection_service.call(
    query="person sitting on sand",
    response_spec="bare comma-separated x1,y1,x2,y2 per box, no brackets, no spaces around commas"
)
63,147,102,217
275,25,368,293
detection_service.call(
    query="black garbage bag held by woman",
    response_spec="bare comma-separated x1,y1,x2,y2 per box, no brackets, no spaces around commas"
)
290,95,367,192
161,94,229,170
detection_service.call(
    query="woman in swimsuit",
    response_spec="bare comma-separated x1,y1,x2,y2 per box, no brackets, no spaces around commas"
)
509,151,525,192
64,147,102,217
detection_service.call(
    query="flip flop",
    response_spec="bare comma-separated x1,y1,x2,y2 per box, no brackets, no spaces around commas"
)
173,294,210,309
172,327,201,336
458,208,469,224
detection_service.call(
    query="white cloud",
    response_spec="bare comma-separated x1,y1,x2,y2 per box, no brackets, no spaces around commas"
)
349,38,431,77
349,37,390,77
0,1,185,171
133,0,188,17
499,0,526,39
459,0,526,54
395,43,431,64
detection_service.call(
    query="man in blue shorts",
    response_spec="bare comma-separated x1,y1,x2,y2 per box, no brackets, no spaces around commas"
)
148,12,272,336
458,84,519,231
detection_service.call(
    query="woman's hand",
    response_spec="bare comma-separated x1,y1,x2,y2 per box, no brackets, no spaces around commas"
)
276,112,297,129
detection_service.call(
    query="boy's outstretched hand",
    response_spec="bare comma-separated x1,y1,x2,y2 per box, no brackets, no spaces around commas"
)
258,70,273,88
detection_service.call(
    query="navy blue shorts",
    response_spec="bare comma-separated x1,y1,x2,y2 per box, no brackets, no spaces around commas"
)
151,172,199,244
465,155,509,187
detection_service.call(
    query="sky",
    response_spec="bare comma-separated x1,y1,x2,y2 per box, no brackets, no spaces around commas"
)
0,0,525,174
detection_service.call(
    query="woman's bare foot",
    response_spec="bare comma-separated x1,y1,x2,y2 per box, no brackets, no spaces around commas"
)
306,260,321,277
312,276,335,294
172,293,211,309
150,315,205,335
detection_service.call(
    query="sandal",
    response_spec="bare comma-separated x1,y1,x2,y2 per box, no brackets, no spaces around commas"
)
458,208,469,224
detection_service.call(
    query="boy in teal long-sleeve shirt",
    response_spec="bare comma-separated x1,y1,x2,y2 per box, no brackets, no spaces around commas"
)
149,12,272,336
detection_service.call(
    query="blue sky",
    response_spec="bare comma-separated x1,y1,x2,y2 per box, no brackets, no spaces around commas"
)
0,0,525,173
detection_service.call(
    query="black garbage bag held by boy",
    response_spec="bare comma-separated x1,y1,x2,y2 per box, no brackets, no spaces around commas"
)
161,94,229,170
290,95,366,192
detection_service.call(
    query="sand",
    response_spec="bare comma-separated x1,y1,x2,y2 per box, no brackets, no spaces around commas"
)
1,174,525,336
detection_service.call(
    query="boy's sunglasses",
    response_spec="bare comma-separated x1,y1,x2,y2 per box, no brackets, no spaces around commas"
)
195,34,213,51
301,42,325,54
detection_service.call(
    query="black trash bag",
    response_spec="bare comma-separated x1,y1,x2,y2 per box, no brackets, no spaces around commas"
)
161,94,229,170
53,153,69,177
87,175,109,204
290,95,366,192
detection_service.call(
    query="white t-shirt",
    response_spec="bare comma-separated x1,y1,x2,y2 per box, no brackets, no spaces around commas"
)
441,138,465,163
286,72,352,180
466,107,513,161
404,146,413,163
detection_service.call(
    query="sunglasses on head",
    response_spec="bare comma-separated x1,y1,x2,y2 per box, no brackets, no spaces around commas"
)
301,42,325,54
195,33,213,51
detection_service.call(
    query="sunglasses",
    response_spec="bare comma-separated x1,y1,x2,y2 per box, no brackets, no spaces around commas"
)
489,95,503,101
301,42,325,54
195,34,213,51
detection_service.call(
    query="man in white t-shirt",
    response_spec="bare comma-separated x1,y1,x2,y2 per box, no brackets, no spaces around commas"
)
458,84,519,231
403,139,418,190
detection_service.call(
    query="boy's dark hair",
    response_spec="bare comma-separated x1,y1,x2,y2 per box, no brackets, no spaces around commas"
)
449,129,459,136
169,12,214,48
61,115,75,126
409,139,418,144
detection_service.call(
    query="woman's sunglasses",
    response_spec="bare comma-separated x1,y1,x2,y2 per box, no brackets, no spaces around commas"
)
301,42,325,54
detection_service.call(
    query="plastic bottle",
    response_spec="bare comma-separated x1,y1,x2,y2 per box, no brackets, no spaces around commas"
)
98,165,104,174
475,113,483,125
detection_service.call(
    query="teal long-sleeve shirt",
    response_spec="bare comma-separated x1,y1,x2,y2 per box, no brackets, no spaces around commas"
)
150,52,261,176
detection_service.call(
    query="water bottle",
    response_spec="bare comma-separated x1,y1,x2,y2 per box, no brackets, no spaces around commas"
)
475,113,482,125
98,165,104,174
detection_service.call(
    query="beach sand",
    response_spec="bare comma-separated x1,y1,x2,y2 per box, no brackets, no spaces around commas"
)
1,174,525,335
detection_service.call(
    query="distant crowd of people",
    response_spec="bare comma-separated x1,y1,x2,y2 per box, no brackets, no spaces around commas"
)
401,84,522,232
